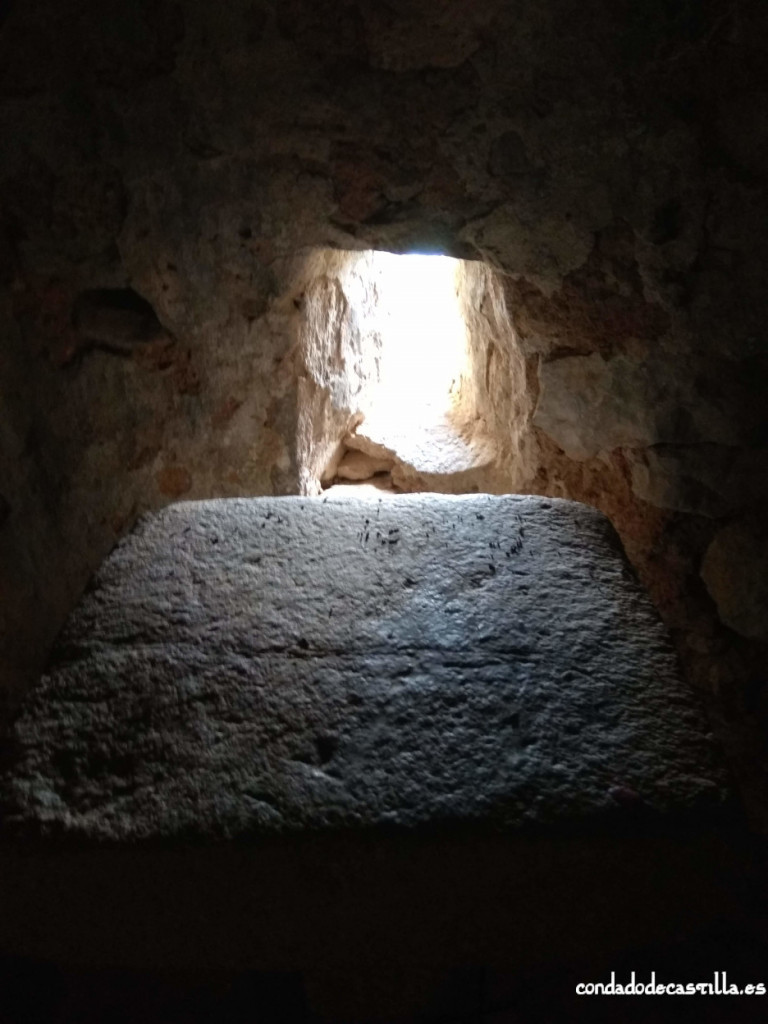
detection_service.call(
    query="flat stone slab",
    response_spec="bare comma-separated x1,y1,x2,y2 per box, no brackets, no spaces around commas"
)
2,494,725,840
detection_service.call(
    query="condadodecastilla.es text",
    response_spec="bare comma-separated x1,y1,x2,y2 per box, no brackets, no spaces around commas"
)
577,973,766,996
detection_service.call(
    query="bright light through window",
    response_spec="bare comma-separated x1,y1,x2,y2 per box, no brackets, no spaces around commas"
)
365,252,469,428
299,246,507,494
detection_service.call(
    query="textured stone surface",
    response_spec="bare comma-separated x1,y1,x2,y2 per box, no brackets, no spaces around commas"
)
629,445,768,518
3,494,725,840
701,518,768,643
336,448,394,481
0,0,766,829
344,416,499,492
533,352,765,461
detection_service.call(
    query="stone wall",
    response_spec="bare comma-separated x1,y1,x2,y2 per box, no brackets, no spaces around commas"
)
0,0,766,824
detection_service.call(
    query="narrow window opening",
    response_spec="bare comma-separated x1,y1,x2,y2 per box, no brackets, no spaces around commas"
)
296,249,530,497
360,252,469,442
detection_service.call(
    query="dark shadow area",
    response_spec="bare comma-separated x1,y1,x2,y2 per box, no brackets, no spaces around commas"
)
3,928,768,1024
71,288,168,354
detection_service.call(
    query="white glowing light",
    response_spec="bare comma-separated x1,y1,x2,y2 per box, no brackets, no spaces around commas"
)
367,252,468,427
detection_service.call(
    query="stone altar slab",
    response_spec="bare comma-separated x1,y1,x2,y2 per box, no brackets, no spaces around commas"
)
2,494,725,841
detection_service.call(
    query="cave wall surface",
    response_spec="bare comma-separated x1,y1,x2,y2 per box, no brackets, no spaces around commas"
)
0,0,767,823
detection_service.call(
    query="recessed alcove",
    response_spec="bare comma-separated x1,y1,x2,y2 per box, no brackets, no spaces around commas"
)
293,249,533,497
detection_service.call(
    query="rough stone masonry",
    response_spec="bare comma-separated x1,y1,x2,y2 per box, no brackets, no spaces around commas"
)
1,0,766,833
3,494,726,841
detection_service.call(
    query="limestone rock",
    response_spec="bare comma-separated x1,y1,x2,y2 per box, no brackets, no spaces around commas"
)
335,448,393,481
534,354,661,459
72,288,170,353
701,519,768,642
533,353,763,460
345,416,499,493
629,444,768,518
3,494,725,841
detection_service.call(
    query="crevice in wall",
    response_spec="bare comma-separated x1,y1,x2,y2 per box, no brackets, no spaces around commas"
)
71,288,170,357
